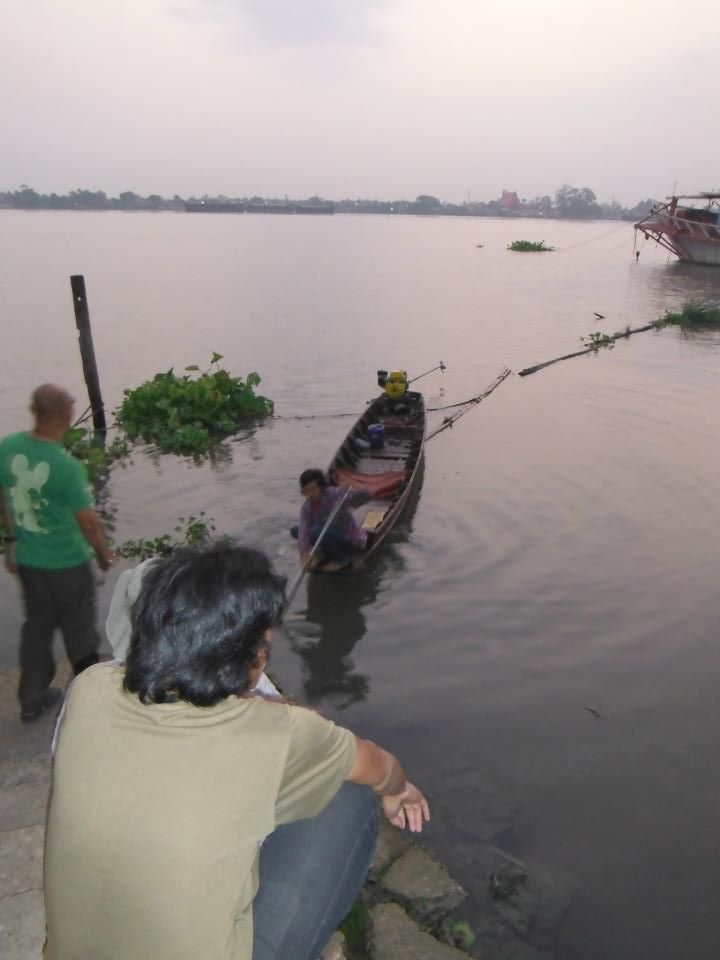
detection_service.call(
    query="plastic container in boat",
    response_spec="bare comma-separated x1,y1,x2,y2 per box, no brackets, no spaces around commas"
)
368,423,385,449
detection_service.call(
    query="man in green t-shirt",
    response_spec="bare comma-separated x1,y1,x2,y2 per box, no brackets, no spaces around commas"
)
0,384,117,722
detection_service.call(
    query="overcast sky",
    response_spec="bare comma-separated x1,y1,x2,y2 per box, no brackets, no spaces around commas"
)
1,0,718,205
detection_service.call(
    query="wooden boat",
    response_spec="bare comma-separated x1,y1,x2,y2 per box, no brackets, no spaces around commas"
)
325,387,426,568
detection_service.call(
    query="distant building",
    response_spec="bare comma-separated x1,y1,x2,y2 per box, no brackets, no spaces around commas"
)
498,190,521,212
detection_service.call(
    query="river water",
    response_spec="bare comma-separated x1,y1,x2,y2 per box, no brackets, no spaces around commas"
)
2,211,720,959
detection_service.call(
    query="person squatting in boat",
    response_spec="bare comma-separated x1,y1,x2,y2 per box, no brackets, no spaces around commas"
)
45,543,430,960
294,467,371,572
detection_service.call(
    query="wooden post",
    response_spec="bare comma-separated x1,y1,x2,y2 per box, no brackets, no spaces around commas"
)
70,275,106,433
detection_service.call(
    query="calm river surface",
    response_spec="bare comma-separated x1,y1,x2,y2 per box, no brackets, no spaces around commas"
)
2,211,720,958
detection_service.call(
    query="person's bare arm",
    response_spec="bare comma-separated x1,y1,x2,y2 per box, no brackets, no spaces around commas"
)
0,489,17,574
347,736,430,833
74,507,115,571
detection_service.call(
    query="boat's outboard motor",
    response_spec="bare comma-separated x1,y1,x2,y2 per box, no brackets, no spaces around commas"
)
376,369,408,400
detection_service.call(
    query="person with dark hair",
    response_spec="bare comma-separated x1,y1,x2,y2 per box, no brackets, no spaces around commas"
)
296,467,371,572
45,544,429,960
0,384,116,722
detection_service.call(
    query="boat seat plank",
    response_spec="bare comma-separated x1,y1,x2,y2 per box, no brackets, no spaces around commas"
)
352,498,393,530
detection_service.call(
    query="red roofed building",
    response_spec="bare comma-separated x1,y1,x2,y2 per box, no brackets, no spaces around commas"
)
498,190,521,211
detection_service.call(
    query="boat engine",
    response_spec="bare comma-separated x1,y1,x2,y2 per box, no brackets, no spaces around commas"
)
377,369,408,400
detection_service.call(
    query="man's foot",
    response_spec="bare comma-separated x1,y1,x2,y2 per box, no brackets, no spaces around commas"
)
20,687,63,724
319,560,351,574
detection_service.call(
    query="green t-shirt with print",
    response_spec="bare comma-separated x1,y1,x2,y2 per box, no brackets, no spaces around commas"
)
0,432,94,569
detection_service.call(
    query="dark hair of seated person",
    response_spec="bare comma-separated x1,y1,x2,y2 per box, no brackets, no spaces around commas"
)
299,468,328,490
123,544,286,708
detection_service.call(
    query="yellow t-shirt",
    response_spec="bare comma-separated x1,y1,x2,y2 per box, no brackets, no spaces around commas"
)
44,665,356,960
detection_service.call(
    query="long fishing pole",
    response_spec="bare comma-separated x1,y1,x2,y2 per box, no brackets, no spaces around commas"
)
425,368,512,441
283,488,352,611
275,362,448,421
409,361,446,385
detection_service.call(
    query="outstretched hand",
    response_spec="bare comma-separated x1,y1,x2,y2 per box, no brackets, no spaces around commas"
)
382,782,430,833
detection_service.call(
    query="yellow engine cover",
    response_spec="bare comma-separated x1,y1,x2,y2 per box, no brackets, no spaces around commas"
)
384,370,408,399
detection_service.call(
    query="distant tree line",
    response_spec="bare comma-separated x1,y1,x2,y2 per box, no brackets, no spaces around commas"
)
0,185,183,211
0,184,659,220
334,187,659,221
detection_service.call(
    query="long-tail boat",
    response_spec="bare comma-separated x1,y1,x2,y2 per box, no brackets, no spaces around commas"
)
324,370,426,568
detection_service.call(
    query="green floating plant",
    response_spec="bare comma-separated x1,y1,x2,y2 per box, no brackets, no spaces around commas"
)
115,354,274,455
582,331,616,350
118,513,216,560
507,239,555,252
63,427,131,483
655,300,720,329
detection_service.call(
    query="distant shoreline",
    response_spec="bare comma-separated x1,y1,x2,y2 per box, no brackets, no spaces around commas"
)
0,207,635,223
0,186,656,221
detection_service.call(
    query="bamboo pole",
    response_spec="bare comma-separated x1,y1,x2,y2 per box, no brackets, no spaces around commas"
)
283,489,352,612
518,323,659,378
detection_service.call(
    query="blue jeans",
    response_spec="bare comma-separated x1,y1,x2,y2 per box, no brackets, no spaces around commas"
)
252,783,378,960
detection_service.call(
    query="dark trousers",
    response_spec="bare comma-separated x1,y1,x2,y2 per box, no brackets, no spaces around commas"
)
252,782,378,960
17,562,100,711
310,525,363,563
290,524,363,564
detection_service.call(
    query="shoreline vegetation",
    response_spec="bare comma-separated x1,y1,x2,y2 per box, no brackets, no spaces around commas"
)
0,184,658,221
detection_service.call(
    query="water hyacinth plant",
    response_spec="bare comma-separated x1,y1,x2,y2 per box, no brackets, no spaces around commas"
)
63,427,131,484
655,300,720,329
118,513,217,560
507,240,555,252
115,353,274,455
582,331,615,350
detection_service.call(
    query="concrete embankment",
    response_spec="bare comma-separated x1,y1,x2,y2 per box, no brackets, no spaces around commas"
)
0,663,74,959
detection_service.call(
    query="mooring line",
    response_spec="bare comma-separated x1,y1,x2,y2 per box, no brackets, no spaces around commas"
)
272,394,497,421
425,368,513,440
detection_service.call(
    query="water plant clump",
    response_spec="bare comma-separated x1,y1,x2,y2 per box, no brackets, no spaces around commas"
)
63,427,131,484
118,513,217,560
655,300,720,329
115,353,274,455
507,239,555,252
582,331,616,350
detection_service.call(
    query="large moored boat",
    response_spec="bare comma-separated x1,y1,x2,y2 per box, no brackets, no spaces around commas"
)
635,193,720,266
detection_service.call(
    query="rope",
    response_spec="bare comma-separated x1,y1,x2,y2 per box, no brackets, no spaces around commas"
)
271,390,510,422
607,234,636,254
425,368,512,440
71,405,94,428
555,220,631,253
272,411,358,421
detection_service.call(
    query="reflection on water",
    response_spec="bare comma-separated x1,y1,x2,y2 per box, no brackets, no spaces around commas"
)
287,571,376,708
646,260,720,317
661,260,720,297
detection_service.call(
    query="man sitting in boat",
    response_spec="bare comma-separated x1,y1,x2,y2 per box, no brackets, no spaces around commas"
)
296,468,370,572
